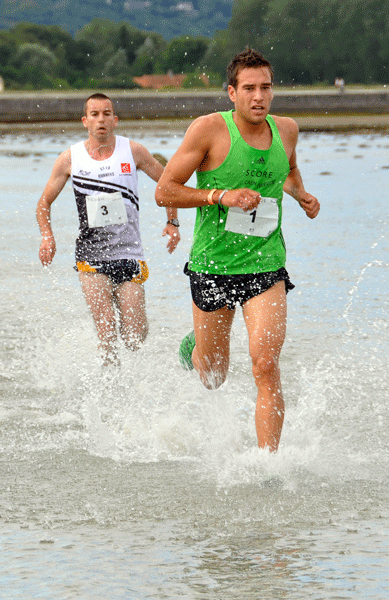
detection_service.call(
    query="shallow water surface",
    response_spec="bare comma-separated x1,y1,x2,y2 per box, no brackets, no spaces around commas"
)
0,127,389,598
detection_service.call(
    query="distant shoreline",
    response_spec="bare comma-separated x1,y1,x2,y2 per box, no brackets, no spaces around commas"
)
1,89,389,132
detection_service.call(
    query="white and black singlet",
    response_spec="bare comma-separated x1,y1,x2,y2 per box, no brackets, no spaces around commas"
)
71,135,144,263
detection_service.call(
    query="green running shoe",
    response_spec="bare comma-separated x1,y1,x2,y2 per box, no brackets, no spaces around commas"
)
179,331,195,370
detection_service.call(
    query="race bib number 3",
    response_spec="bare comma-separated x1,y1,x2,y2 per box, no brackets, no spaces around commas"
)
86,191,128,228
225,197,279,237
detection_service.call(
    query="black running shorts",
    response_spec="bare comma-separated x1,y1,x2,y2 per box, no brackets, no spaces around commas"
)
75,259,149,286
184,264,294,312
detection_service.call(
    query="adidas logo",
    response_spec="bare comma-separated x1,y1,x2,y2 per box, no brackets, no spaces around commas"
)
256,157,265,164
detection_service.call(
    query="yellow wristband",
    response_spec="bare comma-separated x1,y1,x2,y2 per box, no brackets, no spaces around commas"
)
207,188,217,205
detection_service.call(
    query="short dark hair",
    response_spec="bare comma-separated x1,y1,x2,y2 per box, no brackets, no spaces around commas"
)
227,47,274,88
83,93,114,116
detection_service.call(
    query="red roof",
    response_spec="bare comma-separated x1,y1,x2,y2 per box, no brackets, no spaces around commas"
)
133,74,186,89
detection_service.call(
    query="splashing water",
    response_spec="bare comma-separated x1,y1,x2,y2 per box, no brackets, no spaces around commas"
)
1,128,389,599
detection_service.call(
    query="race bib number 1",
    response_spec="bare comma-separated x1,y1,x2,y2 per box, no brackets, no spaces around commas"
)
86,191,128,228
225,197,279,237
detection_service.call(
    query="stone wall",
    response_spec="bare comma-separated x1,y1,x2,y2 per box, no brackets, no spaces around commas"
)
1,90,389,123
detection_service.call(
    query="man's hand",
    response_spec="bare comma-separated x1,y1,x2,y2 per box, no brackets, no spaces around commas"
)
163,224,181,253
297,193,320,219
220,189,261,211
39,237,56,266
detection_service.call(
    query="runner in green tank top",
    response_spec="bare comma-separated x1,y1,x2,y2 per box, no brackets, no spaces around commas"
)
190,111,290,275
156,48,320,452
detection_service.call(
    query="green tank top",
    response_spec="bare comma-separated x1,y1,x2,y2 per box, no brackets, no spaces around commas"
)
188,111,290,275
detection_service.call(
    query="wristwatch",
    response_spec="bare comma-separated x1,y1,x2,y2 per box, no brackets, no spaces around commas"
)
167,218,180,227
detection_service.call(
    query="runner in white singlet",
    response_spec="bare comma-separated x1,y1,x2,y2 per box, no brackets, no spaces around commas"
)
37,93,180,367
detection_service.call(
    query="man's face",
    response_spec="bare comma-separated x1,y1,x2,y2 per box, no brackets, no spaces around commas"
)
82,98,118,140
228,67,273,125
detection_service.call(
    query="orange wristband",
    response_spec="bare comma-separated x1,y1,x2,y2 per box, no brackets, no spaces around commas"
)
207,188,217,205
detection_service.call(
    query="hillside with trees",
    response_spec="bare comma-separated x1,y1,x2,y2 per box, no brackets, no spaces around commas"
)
0,0,233,40
0,0,388,90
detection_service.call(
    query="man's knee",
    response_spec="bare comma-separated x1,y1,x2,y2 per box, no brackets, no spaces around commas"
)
252,353,279,381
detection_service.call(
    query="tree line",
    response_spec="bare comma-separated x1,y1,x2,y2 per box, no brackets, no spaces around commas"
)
0,0,388,90
0,21,213,90
217,0,389,86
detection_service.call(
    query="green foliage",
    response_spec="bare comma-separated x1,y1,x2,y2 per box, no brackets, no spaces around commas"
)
182,70,222,88
75,19,146,64
10,23,70,49
52,78,72,90
0,22,95,88
261,0,340,84
0,31,17,64
228,0,270,53
14,42,57,74
162,36,210,73
2,0,389,89
131,34,167,75
98,47,138,89
199,37,232,85
222,0,389,85
103,49,130,78
115,24,146,65
75,19,160,79
182,73,208,88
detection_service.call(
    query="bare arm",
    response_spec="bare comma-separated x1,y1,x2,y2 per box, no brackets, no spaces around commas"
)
155,115,261,212
130,140,180,253
36,149,71,265
276,116,320,219
284,151,320,219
